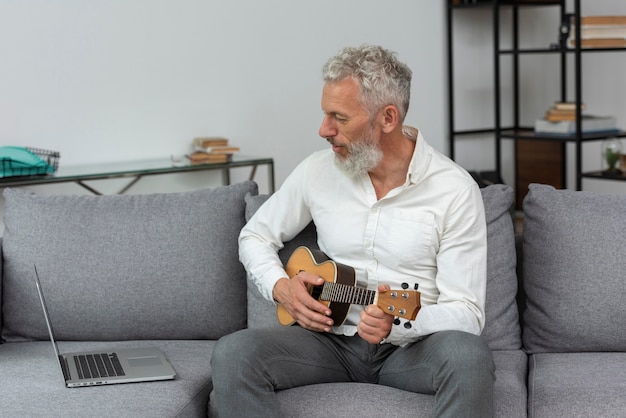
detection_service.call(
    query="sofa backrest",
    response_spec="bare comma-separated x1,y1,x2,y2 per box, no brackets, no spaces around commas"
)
522,184,626,353
1,181,257,342
244,184,522,351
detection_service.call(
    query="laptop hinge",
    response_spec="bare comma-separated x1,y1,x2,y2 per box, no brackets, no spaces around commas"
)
59,355,71,381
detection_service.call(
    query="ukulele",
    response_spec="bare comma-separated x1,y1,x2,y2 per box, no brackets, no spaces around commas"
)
277,246,421,326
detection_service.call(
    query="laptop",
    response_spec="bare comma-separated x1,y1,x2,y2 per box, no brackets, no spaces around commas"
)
34,265,176,387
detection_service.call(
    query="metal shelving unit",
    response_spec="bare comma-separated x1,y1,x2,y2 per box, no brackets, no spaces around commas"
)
448,0,626,198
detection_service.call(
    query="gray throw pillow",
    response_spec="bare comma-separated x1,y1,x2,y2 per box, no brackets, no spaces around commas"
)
480,184,521,350
1,181,257,341
522,184,626,353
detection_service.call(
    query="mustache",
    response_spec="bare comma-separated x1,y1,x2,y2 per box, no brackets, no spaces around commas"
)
326,137,345,147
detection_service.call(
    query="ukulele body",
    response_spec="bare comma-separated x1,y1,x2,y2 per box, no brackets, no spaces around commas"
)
278,246,356,326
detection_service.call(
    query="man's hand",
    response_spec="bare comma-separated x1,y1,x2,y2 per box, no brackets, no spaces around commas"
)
273,272,334,332
357,284,394,344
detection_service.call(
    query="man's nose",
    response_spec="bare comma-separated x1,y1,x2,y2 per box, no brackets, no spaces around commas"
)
319,115,337,139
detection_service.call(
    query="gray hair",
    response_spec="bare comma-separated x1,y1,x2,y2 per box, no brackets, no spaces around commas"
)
322,45,412,122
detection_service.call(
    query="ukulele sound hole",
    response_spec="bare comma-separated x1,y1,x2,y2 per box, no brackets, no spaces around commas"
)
311,285,323,300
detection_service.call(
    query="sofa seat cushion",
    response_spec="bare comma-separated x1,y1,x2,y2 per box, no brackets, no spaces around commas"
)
1,181,257,342
209,349,527,417
492,349,528,418
0,340,215,417
528,352,626,418
276,382,434,417
265,349,526,418
522,184,626,353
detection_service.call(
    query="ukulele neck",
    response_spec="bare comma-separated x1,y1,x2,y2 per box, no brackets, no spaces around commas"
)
319,281,377,306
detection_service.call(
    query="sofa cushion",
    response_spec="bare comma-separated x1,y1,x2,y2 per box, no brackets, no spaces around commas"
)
244,185,521,351
479,184,521,350
0,340,215,417
522,184,626,353
260,350,526,418
1,181,257,342
528,352,626,418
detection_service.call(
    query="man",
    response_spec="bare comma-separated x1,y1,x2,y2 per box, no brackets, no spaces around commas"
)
211,45,494,417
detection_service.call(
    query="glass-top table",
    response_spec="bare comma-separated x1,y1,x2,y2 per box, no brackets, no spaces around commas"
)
0,154,274,195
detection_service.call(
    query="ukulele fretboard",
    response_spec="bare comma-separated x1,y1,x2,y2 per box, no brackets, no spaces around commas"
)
319,282,376,306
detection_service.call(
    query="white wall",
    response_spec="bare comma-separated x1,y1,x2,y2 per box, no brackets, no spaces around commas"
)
1,0,624,204
0,0,446,197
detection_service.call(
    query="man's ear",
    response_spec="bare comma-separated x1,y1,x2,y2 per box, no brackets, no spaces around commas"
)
379,105,400,133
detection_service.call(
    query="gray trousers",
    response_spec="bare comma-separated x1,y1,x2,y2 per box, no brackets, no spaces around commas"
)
211,327,495,418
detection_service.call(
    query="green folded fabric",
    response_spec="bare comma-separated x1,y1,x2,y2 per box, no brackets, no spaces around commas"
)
0,146,53,177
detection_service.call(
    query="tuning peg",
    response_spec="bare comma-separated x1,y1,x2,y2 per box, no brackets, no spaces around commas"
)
401,282,409,289
403,321,412,329
414,283,419,290
393,318,401,326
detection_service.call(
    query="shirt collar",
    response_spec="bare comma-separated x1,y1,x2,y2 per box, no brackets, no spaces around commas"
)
403,126,431,186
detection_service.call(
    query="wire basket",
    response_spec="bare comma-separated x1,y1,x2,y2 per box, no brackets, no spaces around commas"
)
0,147,60,178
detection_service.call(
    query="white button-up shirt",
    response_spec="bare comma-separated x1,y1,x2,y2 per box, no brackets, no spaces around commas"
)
239,130,487,347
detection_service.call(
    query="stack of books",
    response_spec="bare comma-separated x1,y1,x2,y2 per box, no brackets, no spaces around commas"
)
569,15,626,48
187,137,240,164
534,102,619,135
543,102,585,122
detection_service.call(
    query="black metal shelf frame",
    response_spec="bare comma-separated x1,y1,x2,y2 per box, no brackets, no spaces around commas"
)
448,0,626,190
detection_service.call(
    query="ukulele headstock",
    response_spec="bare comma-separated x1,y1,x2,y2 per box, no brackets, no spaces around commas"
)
377,289,421,320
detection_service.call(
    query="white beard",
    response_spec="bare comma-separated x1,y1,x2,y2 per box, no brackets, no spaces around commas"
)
333,132,383,178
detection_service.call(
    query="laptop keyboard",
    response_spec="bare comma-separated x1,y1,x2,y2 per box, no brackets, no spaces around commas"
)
73,353,125,379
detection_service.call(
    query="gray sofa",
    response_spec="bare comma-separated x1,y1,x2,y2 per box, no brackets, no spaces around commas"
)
0,180,624,417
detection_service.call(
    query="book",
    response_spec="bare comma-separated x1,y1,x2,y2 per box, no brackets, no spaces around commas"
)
545,111,575,122
193,146,240,154
578,26,626,39
553,102,586,111
579,16,626,26
569,38,626,48
192,137,229,148
543,102,586,122
190,137,240,162
568,16,626,49
545,108,577,121
534,115,618,135
187,151,231,164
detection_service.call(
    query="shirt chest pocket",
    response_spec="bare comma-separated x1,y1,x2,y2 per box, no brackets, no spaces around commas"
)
385,209,436,263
